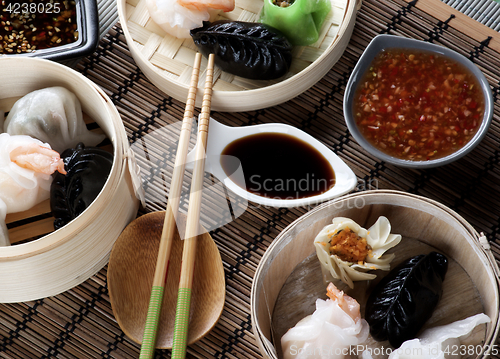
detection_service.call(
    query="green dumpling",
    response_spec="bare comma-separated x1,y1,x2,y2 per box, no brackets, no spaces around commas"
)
259,0,331,46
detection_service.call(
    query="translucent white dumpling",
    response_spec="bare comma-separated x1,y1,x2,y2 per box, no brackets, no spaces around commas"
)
281,282,369,359
0,133,65,246
4,87,105,153
362,313,490,359
146,0,211,39
146,0,234,39
314,216,402,288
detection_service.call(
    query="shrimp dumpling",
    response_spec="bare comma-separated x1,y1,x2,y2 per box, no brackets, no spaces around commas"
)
177,0,234,11
0,133,65,246
146,0,235,39
4,87,105,154
281,283,369,359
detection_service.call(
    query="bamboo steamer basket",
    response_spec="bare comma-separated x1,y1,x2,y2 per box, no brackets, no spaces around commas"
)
117,0,360,112
251,190,500,358
0,57,141,303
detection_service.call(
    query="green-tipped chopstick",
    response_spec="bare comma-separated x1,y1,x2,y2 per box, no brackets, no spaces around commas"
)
139,52,203,359
171,53,215,359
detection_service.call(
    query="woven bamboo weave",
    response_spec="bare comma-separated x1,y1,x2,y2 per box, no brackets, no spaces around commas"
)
122,0,348,91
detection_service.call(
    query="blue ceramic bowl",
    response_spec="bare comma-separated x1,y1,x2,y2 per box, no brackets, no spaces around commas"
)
343,34,494,169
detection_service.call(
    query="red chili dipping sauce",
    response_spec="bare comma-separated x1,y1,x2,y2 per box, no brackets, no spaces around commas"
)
353,48,485,161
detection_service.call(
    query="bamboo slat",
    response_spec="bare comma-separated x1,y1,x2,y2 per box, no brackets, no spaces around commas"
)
117,0,357,111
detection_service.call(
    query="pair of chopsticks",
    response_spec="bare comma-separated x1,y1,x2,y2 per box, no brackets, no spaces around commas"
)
139,52,215,359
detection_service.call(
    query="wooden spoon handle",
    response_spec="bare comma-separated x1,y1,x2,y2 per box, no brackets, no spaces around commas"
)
171,53,215,359
139,52,203,359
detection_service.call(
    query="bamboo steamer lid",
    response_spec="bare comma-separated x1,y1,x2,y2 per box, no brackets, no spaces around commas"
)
251,190,500,358
117,0,360,112
0,57,142,303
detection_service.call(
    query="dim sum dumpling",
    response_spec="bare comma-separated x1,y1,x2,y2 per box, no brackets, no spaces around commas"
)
314,216,401,288
361,313,490,359
51,143,113,230
4,87,105,153
146,0,210,38
281,282,369,359
146,0,234,39
0,133,65,246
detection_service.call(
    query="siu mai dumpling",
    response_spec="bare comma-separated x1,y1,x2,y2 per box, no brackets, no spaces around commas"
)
314,216,402,288
4,87,105,153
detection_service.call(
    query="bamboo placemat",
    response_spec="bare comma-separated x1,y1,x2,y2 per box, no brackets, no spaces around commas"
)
2,0,500,357
444,0,500,28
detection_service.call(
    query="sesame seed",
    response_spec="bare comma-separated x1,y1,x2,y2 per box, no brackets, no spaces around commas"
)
0,1,77,54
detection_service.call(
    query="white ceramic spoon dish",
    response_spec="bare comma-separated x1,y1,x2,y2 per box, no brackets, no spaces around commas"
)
187,118,357,208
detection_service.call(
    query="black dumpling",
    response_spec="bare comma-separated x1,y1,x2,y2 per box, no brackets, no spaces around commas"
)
190,20,292,80
50,143,113,230
364,251,448,348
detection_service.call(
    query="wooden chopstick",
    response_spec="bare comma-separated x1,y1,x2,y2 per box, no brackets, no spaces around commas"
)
139,52,203,359
171,53,216,359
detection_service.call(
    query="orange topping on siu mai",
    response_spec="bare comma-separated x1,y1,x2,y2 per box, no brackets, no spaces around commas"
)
329,227,371,263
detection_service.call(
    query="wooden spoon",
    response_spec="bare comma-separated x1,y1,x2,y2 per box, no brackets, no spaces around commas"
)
107,211,225,348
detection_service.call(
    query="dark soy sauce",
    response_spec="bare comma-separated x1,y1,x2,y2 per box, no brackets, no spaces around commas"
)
220,132,335,199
